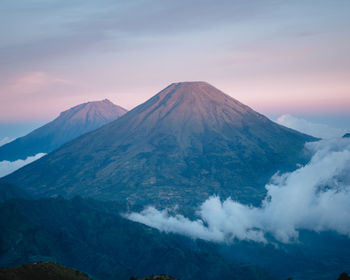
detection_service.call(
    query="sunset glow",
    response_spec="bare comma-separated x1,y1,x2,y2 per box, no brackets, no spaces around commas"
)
1,0,349,124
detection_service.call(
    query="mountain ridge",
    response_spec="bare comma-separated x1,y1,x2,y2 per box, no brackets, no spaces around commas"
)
0,261,92,280
2,82,316,206
0,99,127,161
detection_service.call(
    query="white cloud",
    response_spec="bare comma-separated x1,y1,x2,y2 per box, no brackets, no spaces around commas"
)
0,153,46,178
276,114,346,139
126,138,350,244
0,137,14,147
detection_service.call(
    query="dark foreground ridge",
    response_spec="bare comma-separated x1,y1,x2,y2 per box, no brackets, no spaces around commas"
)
1,260,349,280
0,262,178,280
2,82,316,207
0,261,92,280
131,276,176,280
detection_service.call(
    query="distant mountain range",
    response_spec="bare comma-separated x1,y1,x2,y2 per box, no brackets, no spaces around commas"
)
0,99,127,161
1,82,316,206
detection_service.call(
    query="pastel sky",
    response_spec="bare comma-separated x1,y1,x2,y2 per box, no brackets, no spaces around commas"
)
1,0,349,127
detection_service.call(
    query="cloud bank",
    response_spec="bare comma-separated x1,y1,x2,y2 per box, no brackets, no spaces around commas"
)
0,153,46,178
277,114,347,139
126,138,350,244
0,137,14,147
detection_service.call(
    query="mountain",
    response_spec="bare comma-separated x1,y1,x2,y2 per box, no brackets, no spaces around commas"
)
1,197,348,280
0,262,92,280
0,99,127,161
0,182,30,202
0,197,271,280
1,82,315,206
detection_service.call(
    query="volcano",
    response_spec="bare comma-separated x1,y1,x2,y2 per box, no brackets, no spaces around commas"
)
0,99,127,161
2,82,315,206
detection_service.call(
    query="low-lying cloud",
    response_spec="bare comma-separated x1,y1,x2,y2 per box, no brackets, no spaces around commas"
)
0,153,46,178
277,114,347,139
0,137,14,147
126,138,350,244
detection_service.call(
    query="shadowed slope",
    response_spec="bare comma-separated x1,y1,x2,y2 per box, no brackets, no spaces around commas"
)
0,182,30,202
2,82,315,206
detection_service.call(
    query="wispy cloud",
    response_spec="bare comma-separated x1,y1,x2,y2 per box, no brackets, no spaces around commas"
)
5,72,72,94
0,153,46,178
0,0,271,73
277,114,347,139
126,138,350,244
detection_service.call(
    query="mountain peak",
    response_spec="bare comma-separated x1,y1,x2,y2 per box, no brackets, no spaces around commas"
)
0,99,127,161
48,98,128,135
170,81,211,87
163,81,226,97
130,81,258,134
60,99,126,120
154,81,247,108
102,98,113,103
87,98,113,106
2,82,315,206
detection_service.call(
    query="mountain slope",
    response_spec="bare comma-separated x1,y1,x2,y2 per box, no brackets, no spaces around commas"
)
0,99,127,161
0,182,30,202
2,82,315,206
0,197,271,280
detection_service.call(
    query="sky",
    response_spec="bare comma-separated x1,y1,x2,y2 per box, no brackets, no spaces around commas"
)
0,0,349,137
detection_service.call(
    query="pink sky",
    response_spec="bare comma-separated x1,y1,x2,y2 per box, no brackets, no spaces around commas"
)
1,69,348,122
1,1,349,123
